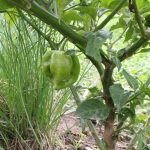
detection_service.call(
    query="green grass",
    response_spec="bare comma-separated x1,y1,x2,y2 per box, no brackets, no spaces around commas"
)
0,17,70,149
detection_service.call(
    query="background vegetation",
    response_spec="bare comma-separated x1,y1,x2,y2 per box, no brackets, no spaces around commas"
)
0,0,150,149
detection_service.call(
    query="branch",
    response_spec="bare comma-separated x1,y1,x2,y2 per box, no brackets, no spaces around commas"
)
132,0,145,37
30,1,86,46
102,65,114,98
94,0,127,31
101,65,116,149
90,58,104,77
8,0,86,47
9,0,112,66
118,35,150,61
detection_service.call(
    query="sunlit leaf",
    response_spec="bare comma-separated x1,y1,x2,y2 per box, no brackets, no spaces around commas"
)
62,10,82,23
100,0,111,7
124,24,134,42
56,0,71,18
108,0,127,9
75,6,97,20
82,14,91,31
138,48,150,53
122,69,139,90
110,16,127,30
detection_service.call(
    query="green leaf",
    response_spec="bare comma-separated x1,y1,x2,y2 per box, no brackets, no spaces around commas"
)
75,6,97,20
122,69,139,90
124,25,134,42
56,0,71,18
4,13,17,26
138,48,150,53
85,29,111,62
137,0,150,12
137,0,144,8
100,0,111,7
110,15,130,31
108,0,127,9
76,98,109,120
62,10,82,23
110,23,122,31
112,56,122,71
140,0,150,14
109,84,130,110
82,14,91,31
118,107,135,122
0,0,13,11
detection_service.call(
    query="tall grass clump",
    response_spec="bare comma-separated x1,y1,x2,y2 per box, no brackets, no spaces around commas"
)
0,16,70,149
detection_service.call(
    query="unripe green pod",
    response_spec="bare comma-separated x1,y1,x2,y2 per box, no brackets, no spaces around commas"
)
41,50,52,78
41,50,80,90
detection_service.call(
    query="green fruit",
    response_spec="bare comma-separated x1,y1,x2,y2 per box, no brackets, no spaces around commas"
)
41,50,80,90
41,50,52,78
0,0,13,11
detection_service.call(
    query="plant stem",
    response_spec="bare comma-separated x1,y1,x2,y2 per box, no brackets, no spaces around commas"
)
30,1,86,46
132,0,145,37
118,37,150,61
77,46,105,76
94,0,127,31
8,0,86,47
101,65,116,150
70,86,103,150
88,56,104,77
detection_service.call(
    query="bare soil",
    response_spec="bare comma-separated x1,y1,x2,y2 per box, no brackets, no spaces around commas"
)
56,112,133,150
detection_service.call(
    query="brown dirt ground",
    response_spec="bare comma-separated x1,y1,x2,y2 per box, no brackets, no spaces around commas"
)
56,112,133,150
